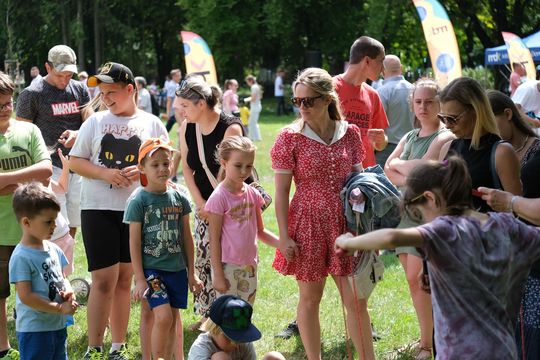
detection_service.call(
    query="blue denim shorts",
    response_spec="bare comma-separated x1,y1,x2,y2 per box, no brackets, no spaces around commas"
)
17,328,67,360
144,268,188,309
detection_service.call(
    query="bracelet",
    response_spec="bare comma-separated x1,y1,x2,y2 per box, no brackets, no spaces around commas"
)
509,195,518,216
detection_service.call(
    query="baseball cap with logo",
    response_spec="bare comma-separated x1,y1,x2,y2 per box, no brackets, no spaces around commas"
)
87,62,135,87
138,138,176,186
48,45,78,74
208,295,261,343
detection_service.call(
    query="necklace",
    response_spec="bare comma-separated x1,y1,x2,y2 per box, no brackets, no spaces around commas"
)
515,135,529,153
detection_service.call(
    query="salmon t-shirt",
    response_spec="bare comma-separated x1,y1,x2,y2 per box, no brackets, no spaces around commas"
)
333,75,389,167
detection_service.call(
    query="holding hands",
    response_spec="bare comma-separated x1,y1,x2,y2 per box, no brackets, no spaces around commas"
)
279,237,299,262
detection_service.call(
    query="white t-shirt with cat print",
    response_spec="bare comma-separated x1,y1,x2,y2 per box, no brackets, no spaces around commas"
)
70,109,168,211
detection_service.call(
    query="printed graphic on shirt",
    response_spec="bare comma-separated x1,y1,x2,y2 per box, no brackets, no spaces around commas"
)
51,101,80,116
143,202,183,258
229,201,255,222
98,133,141,169
145,274,168,300
0,146,32,171
41,256,65,302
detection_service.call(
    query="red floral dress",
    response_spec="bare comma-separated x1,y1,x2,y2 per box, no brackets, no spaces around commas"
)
270,122,365,281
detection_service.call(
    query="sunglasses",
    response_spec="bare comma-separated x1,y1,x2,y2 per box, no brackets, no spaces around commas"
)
437,109,468,126
175,80,205,99
403,192,427,223
291,95,322,108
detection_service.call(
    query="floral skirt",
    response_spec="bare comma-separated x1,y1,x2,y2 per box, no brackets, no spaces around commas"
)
193,214,216,316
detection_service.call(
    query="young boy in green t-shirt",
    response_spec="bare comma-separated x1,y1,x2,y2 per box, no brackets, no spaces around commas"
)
0,72,52,359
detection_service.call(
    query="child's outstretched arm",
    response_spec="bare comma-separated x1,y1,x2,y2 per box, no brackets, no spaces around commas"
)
208,212,230,293
256,207,279,248
129,222,148,300
15,281,77,315
182,214,203,294
335,228,424,255
51,148,69,194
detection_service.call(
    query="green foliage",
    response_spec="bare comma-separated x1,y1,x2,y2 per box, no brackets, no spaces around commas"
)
462,66,495,89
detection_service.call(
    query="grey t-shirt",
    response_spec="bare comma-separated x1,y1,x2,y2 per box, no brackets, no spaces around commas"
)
124,188,191,272
418,213,540,359
377,75,414,144
187,332,256,360
16,77,90,168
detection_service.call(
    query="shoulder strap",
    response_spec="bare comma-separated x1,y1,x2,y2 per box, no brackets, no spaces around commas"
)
195,124,219,189
491,140,504,190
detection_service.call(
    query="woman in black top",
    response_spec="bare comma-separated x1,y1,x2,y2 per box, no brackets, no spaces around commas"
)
437,77,521,211
176,76,243,327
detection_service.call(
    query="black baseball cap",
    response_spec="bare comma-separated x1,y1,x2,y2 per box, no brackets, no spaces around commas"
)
87,62,135,87
209,295,261,343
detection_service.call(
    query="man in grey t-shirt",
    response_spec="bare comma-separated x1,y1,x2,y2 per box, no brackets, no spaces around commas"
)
16,44,90,238
376,55,414,166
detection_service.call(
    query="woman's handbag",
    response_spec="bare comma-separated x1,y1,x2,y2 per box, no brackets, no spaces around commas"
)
348,249,385,299
195,124,272,211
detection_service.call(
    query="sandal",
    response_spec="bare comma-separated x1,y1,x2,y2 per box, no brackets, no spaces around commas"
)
414,347,433,360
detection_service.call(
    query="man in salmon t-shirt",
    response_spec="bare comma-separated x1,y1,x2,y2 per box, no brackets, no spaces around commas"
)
334,36,389,168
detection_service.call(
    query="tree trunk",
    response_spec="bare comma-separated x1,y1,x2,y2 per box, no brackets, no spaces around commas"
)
93,0,101,68
77,0,85,70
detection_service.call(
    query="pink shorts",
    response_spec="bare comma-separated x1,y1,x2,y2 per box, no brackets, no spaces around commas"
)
52,232,75,277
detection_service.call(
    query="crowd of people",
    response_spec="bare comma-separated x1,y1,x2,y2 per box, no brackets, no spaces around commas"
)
0,34,539,360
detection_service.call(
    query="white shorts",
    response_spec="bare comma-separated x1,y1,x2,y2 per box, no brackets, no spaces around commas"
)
52,166,82,227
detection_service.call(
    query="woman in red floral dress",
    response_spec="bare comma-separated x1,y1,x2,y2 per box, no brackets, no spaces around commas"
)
271,67,375,359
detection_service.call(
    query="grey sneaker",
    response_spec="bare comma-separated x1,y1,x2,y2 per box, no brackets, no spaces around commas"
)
108,344,129,360
83,348,103,360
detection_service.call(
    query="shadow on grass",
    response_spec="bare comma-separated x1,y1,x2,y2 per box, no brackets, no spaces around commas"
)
380,252,401,269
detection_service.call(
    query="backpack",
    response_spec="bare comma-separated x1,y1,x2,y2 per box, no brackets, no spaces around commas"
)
150,94,160,117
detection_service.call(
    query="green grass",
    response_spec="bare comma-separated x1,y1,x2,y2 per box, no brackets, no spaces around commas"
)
7,99,421,359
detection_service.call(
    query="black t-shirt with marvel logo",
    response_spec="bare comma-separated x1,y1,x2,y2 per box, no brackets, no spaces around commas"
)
16,77,90,168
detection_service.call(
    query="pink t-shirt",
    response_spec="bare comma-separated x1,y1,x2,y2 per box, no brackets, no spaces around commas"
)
205,183,264,266
333,75,389,168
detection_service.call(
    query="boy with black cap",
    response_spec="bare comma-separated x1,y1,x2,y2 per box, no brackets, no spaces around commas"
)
69,62,167,359
188,295,261,359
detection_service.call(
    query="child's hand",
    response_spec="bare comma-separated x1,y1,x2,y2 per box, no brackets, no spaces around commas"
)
132,281,149,301
58,300,77,315
334,233,356,256
212,274,230,293
59,289,75,303
57,148,69,168
189,274,203,295
278,237,299,262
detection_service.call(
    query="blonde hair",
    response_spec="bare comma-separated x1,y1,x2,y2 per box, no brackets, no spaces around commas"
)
439,77,499,149
409,77,440,128
215,136,256,181
292,67,343,127
200,318,224,336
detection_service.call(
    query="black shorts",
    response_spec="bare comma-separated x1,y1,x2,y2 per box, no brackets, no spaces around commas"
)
0,246,16,299
81,210,131,272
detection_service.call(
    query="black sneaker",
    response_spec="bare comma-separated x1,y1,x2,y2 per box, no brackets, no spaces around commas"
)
274,320,299,339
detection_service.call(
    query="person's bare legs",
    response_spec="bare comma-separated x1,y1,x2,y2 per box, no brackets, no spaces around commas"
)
399,254,433,352
0,298,10,351
333,275,375,360
297,279,325,360
174,311,184,360
140,300,153,360
87,264,119,347
151,304,176,359
110,262,133,344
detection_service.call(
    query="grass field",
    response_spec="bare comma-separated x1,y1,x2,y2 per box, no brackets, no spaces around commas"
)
7,99,421,359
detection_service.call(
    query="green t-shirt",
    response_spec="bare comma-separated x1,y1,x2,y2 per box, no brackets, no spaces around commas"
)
0,121,51,246
124,187,191,272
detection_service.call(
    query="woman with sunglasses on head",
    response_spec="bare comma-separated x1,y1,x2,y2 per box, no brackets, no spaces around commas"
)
437,77,522,211
384,78,455,360
175,75,243,330
271,67,375,360
487,90,540,360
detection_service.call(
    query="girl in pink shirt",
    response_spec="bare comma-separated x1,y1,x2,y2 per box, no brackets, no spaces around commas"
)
205,136,278,304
